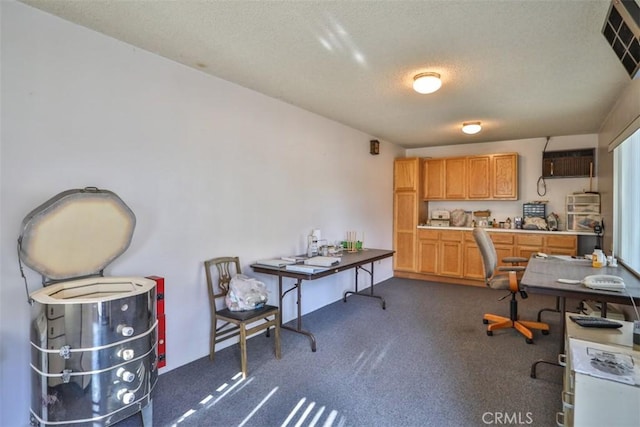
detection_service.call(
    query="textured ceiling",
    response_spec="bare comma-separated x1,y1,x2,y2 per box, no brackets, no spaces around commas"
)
20,0,635,148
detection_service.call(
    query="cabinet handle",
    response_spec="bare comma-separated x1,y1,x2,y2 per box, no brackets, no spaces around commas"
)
555,411,566,427
558,353,567,367
561,391,574,409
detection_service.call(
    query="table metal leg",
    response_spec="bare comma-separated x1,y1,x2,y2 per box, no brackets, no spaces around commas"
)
531,297,566,379
537,296,561,322
343,262,386,309
280,277,317,352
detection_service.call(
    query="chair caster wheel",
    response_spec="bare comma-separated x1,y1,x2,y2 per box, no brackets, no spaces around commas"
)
542,330,550,335
483,319,489,324
487,330,493,336
526,338,533,344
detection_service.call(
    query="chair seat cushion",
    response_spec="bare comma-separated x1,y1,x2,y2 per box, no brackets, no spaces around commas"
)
217,304,279,321
488,274,511,290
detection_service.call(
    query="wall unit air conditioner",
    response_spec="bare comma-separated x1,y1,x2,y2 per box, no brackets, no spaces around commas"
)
542,148,595,178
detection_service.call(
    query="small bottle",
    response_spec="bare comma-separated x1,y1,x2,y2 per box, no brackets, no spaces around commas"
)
506,217,512,229
493,218,498,228
592,249,604,268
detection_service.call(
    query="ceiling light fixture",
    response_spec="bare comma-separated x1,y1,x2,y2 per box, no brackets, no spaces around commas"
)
462,121,482,135
412,72,442,94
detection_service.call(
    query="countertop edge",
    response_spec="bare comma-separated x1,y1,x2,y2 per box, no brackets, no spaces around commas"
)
417,225,596,236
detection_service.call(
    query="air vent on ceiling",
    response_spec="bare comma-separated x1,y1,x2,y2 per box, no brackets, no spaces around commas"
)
542,149,595,178
602,0,640,78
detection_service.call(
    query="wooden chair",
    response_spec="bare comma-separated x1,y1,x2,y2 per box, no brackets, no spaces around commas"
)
472,228,550,343
204,256,281,378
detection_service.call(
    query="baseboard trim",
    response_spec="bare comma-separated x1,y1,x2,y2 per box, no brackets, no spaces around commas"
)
393,271,485,287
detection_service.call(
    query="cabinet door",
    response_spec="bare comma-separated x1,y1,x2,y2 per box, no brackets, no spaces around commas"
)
418,239,438,274
464,242,485,279
445,158,467,199
423,159,445,199
467,156,491,199
516,246,540,260
393,192,417,271
492,153,518,199
495,245,516,267
394,158,420,191
440,241,463,277
439,231,463,277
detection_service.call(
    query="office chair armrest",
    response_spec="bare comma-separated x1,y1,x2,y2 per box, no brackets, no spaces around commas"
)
497,266,526,272
502,256,528,264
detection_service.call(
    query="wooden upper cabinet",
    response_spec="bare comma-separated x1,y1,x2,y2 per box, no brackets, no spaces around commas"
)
445,158,467,199
422,153,518,200
423,159,445,199
394,158,420,191
467,156,491,199
492,153,518,199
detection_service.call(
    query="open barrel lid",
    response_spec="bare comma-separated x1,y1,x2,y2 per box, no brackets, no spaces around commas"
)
18,187,136,282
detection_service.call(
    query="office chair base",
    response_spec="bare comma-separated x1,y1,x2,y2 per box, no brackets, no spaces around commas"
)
483,314,550,343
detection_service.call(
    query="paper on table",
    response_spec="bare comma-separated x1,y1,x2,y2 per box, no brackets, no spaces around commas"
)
256,259,295,268
570,339,639,385
304,256,341,267
285,264,328,274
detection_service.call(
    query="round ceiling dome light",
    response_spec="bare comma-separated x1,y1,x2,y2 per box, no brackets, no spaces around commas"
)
462,121,482,135
413,72,442,94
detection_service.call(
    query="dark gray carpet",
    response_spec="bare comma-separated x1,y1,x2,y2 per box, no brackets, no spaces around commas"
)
117,278,568,427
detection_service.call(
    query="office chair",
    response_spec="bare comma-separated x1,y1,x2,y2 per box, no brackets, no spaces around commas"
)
204,256,281,378
473,228,550,343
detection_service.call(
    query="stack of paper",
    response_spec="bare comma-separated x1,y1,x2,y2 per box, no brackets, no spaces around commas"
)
304,256,341,267
256,259,295,268
285,264,328,274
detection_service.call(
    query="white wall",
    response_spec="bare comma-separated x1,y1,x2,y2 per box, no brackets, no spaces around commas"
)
0,3,402,425
407,135,599,230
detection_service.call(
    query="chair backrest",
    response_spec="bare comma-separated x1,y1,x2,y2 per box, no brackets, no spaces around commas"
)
204,256,242,309
472,227,498,282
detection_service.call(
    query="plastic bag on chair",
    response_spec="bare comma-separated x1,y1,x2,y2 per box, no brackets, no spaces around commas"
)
225,274,269,311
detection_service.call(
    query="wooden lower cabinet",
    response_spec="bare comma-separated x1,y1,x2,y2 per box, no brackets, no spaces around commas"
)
464,231,517,280
418,229,463,277
515,233,577,258
546,234,578,255
417,229,438,274
440,231,463,277
412,229,578,284
463,240,484,280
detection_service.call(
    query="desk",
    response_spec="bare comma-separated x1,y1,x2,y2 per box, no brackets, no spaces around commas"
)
521,256,640,377
251,249,394,352
560,314,640,427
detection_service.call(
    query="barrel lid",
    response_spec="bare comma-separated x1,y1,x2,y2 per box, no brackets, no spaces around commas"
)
18,187,136,282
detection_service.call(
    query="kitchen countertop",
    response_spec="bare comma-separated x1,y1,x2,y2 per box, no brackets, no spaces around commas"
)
417,225,596,236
